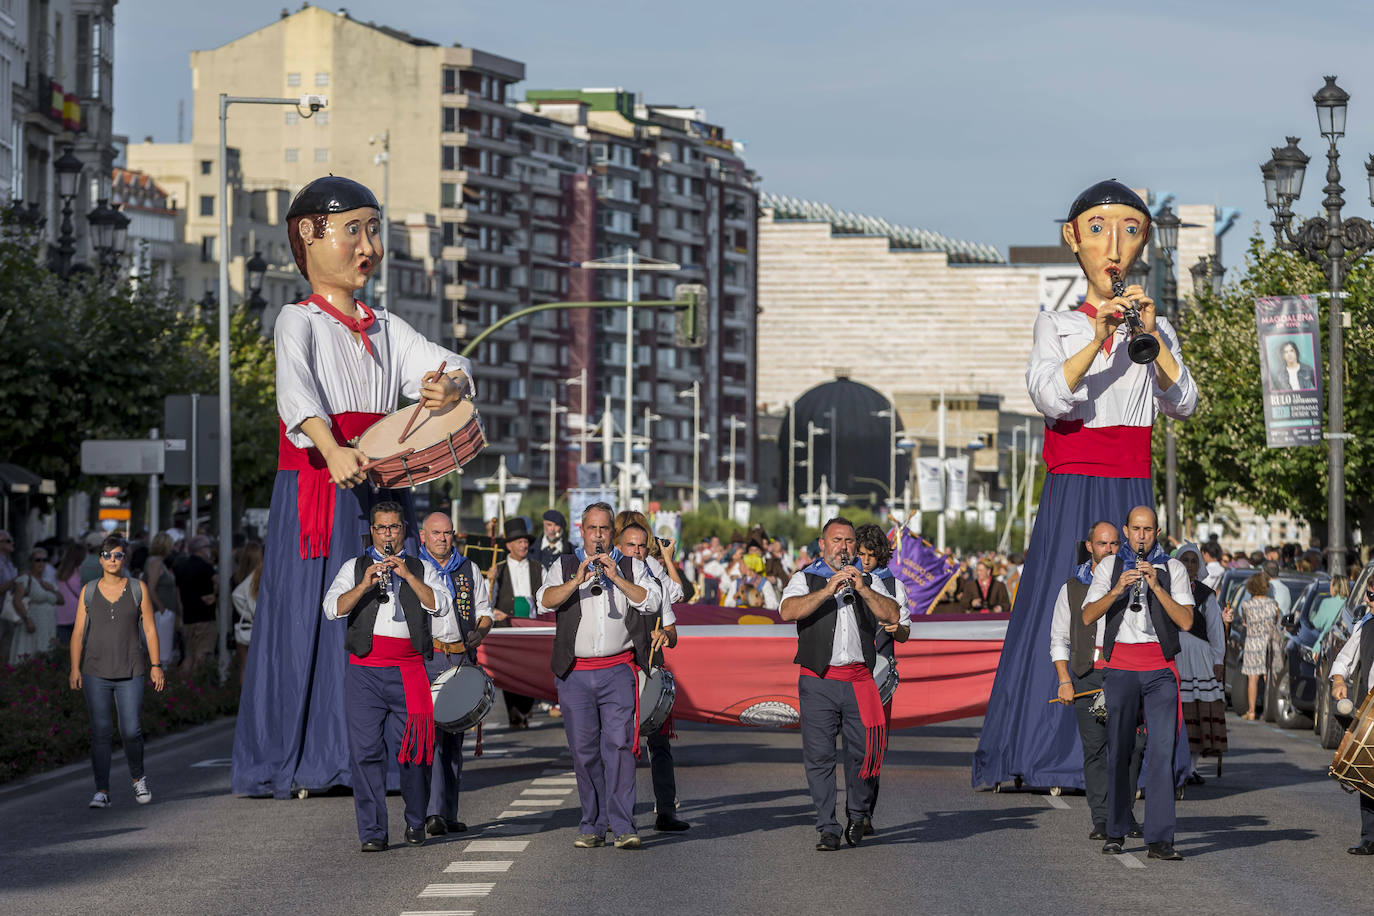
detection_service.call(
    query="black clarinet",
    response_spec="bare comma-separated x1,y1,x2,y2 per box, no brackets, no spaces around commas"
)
1108,269,1161,365
377,540,395,604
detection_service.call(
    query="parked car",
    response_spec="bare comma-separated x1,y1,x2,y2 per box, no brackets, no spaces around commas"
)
1313,561,1374,749
1267,575,1331,727
1223,570,1326,717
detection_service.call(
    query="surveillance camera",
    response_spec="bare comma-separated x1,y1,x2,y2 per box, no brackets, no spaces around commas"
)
300,94,328,112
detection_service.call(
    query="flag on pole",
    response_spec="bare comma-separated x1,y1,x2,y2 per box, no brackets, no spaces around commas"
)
890,527,961,615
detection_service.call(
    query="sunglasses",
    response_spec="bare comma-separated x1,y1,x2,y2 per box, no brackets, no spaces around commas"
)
100,551,127,561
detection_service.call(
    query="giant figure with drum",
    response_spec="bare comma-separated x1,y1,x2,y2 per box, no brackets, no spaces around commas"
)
232,176,482,799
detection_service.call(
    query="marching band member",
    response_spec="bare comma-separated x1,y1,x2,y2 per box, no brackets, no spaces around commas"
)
974,179,1197,795
536,503,662,850
1329,584,1374,855
232,176,473,799
322,501,456,852
1081,506,1193,861
780,517,900,851
418,512,492,837
488,519,542,727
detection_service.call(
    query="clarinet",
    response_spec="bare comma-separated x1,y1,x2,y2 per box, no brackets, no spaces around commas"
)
377,540,396,605
1130,536,1147,612
834,552,857,606
1107,268,1161,364
588,548,610,597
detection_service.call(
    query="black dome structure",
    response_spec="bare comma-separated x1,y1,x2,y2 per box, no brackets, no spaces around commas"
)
779,377,907,508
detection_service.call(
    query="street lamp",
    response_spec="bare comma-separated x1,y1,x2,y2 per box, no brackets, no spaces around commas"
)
806,421,828,508
722,415,747,521
245,250,268,314
1125,255,1150,297
563,369,589,464
678,381,701,510
1259,75,1374,574
641,408,662,495
543,398,568,508
873,404,897,510
1189,255,1224,299
50,145,84,278
1154,201,1181,539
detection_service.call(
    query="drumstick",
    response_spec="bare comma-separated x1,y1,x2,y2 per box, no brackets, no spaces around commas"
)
1048,689,1102,704
397,360,447,444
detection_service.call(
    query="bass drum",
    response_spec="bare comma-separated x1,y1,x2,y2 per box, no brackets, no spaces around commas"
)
431,663,495,734
873,654,899,706
638,666,677,737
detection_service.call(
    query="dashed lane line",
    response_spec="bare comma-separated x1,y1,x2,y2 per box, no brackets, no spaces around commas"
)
1118,854,1146,869
399,910,474,916
464,839,530,853
509,798,564,807
497,808,554,819
417,883,496,898
521,787,574,795
444,860,514,873
1043,795,1070,810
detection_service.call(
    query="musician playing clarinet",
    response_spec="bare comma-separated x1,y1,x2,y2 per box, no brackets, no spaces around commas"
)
1081,506,1194,861
973,180,1198,800
780,517,899,851
232,176,474,800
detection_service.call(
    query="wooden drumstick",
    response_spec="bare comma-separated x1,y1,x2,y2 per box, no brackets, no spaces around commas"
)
1048,688,1102,704
397,360,447,444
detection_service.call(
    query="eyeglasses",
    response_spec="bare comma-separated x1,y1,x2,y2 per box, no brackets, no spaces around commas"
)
31,555,47,562
371,523,403,533
100,551,127,561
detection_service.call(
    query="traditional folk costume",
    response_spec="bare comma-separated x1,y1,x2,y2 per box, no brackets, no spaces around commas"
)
535,553,661,838
323,549,456,845
1328,613,1374,849
490,519,542,727
865,568,910,823
783,560,895,840
1172,544,1227,778
972,183,1198,792
622,550,683,821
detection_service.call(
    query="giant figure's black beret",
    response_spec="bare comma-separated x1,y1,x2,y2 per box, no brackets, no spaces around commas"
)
286,176,381,221
1066,180,1149,223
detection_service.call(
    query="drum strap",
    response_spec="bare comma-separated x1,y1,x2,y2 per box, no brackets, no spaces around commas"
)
573,650,642,760
801,663,886,779
278,412,384,559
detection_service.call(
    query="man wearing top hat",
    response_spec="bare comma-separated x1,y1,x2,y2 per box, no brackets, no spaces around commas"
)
488,518,542,727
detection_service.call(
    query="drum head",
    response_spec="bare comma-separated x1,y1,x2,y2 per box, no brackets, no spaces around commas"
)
433,665,491,729
873,655,890,681
356,400,476,458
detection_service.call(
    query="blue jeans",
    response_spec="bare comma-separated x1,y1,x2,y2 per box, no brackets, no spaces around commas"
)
83,674,146,791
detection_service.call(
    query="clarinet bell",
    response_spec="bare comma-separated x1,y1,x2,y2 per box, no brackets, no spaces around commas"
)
1127,331,1160,365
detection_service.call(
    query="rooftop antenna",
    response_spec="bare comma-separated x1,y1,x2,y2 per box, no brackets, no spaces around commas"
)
177,99,184,143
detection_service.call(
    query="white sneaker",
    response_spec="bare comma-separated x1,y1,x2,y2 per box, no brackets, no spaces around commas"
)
132,777,152,805
89,791,110,809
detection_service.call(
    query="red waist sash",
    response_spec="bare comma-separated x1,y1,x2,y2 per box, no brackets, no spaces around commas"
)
1042,421,1151,479
801,662,887,779
349,635,434,765
573,650,642,759
278,411,383,559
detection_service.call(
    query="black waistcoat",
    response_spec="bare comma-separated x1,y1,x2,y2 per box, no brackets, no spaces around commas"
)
430,557,476,660
1355,617,1374,700
494,557,544,625
1187,581,1215,642
1065,576,1096,677
548,554,651,678
795,572,878,676
1101,555,1181,662
346,555,434,659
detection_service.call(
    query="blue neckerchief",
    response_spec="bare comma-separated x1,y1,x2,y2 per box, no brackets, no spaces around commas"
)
421,546,473,634
1117,540,1169,569
873,566,895,581
1072,560,1094,585
420,545,463,577
367,545,406,622
609,547,624,563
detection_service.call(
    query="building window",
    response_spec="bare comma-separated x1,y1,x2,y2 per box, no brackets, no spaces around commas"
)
286,72,301,87
284,111,299,125
442,67,459,93
314,148,329,163
441,182,458,207
200,160,212,175
201,235,216,260
199,195,214,217
316,111,329,126
443,108,458,132
285,148,299,163
315,72,330,87
442,146,459,171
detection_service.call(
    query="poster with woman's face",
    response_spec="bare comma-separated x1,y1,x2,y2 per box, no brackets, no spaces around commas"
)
1266,334,1317,391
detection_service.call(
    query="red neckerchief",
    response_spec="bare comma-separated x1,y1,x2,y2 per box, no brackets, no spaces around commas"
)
306,293,376,357
1076,303,1114,355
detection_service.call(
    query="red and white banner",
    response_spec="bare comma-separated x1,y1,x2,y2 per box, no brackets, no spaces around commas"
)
477,610,1007,730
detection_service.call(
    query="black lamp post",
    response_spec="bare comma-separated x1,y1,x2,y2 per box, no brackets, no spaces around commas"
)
50,146,84,278
245,250,267,314
1261,75,1374,573
87,200,132,276
1189,255,1224,299
1153,202,1182,539
1126,255,1150,294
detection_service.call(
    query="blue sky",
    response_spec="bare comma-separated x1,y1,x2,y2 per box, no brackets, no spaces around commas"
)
115,0,1374,258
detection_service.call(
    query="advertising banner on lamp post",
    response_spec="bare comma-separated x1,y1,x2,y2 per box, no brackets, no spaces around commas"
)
945,457,970,511
916,457,944,511
1255,295,1323,448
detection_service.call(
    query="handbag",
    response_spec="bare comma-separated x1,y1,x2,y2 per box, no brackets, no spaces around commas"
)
2,574,27,624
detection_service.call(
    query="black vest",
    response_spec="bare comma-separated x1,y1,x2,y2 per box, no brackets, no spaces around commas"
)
1065,576,1097,677
346,555,434,659
1101,555,1181,662
873,573,898,660
428,557,477,660
1355,616,1374,701
548,554,651,678
795,572,879,676
1187,581,1215,642
494,557,544,625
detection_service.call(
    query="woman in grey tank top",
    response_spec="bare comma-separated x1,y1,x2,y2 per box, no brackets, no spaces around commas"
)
69,535,166,809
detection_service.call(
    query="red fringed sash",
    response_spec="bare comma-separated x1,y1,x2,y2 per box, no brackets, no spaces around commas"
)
350,635,435,765
278,412,383,559
803,662,887,779
574,650,642,759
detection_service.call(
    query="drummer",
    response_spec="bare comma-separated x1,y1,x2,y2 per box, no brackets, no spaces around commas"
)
614,511,691,832
418,511,492,838
1329,582,1374,855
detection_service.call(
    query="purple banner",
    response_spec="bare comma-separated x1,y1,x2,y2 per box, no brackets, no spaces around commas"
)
891,530,961,615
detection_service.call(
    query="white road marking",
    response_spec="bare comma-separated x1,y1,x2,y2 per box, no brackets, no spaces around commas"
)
464,839,529,852
1118,854,1146,869
1043,795,1070,810
400,911,474,916
444,860,513,873
532,777,577,786
521,787,574,796
418,883,495,898
497,808,554,819
509,798,564,807
190,758,232,768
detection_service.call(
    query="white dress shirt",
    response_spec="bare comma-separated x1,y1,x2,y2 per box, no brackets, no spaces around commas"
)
646,555,684,619
323,554,458,642
1049,574,1106,665
1203,561,1225,591
1083,555,1194,645
1025,309,1197,426
275,300,473,449
425,556,494,634
534,555,661,658
781,569,896,667
1331,618,1369,683
506,557,534,602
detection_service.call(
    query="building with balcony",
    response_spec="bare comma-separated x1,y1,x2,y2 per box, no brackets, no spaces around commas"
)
110,165,180,295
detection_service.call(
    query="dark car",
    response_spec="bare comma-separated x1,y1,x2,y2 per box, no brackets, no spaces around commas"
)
1267,575,1331,727
1313,561,1374,749
1223,570,1326,717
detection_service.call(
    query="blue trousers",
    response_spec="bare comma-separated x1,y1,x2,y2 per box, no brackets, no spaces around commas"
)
83,674,145,791
425,653,466,822
344,664,429,844
557,664,637,836
1105,666,1178,844
799,675,874,834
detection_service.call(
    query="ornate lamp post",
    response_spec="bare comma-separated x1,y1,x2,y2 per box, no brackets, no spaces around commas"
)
1153,202,1181,538
1260,76,1374,573
245,250,268,315
1189,255,1224,298
49,146,84,278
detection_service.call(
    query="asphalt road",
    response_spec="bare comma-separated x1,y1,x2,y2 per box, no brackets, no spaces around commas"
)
1,709,1369,916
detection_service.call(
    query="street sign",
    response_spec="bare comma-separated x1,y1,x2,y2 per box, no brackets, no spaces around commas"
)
163,395,219,486
99,507,132,521
81,440,166,475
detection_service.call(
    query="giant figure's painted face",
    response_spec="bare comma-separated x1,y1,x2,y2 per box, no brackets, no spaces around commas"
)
1061,203,1150,300
299,206,384,294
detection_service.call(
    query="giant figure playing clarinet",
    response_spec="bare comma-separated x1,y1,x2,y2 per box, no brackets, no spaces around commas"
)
972,180,1197,794
232,177,475,798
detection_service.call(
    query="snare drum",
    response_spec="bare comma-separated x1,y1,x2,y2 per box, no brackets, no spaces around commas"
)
355,399,486,489
638,666,677,737
431,663,496,734
873,654,899,706
1330,691,1374,800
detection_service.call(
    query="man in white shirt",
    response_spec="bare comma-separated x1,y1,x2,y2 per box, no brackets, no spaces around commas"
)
536,503,661,850
1200,542,1225,591
1329,583,1374,854
490,518,541,727
418,511,492,837
322,501,456,852
780,517,900,851
1081,506,1194,862
1264,561,1292,616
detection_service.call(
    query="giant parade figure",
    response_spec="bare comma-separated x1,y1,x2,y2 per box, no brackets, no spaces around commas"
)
971,180,1197,792
232,176,475,798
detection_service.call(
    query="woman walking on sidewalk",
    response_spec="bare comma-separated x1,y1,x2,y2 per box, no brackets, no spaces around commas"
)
69,536,166,808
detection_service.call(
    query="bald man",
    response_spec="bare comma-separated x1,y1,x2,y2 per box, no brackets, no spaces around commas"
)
419,511,492,836
1082,506,1194,861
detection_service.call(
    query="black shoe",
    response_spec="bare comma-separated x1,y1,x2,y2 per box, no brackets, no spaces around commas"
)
425,815,448,837
1187,772,1206,786
1101,837,1124,854
862,816,874,837
843,819,864,848
445,820,468,834
1129,822,1144,839
1348,840,1374,855
404,826,425,847
360,839,387,853
816,832,840,851
1147,841,1183,861
654,814,690,832
1088,825,1108,841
